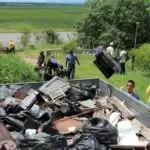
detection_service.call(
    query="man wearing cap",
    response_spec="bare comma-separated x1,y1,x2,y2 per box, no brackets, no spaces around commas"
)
106,42,115,58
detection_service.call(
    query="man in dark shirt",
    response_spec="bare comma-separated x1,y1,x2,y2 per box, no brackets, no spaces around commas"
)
127,80,139,100
66,50,80,79
37,51,45,68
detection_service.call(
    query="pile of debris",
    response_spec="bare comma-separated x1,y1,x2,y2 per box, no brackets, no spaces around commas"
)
0,77,150,150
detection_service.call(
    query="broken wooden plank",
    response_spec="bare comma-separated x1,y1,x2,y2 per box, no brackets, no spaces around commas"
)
95,96,108,107
132,118,150,141
92,109,105,118
109,96,134,119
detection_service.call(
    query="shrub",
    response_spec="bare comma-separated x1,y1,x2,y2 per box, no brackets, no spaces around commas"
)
43,28,60,44
20,31,31,48
19,24,32,49
62,40,82,53
0,55,39,83
133,44,150,72
0,41,2,48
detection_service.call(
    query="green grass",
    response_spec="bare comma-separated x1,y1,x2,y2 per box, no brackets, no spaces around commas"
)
0,5,84,32
0,54,40,83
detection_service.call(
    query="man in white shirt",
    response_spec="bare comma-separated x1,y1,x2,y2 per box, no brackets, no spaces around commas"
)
106,42,115,58
119,50,127,74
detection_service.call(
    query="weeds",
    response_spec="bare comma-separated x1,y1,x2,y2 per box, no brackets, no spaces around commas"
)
0,54,39,83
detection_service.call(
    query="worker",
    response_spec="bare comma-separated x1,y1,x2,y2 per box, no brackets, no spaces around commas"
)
119,50,128,74
7,40,16,53
126,80,140,100
37,51,45,68
44,51,51,67
47,56,62,75
66,50,80,79
146,85,150,103
106,42,115,58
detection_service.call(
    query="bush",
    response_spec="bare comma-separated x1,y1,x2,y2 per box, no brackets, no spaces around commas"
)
19,25,32,49
20,31,31,48
62,40,82,53
43,28,60,44
133,44,150,72
0,55,39,83
0,41,2,48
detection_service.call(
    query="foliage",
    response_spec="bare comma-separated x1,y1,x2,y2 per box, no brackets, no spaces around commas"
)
62,40,78,52
77,0,150,49
42,28,60,44
19,26,31,48
0,41,2,48
0,54,39,83
133,44,150,72
0,5,84,31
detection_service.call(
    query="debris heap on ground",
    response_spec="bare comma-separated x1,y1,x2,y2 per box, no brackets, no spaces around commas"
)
0,76,149,150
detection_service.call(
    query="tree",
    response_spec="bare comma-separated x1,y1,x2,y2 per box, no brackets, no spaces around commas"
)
77,0,150,49
133,44,150,72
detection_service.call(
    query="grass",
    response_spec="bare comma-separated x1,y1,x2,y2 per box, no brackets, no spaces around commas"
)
0,54,39,83
0,5,84,32
19,47,150,103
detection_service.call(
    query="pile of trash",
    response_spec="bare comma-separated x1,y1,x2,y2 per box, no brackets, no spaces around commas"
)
0,77,150,150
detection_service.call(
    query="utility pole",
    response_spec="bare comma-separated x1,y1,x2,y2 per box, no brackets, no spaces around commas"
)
132,22,140,70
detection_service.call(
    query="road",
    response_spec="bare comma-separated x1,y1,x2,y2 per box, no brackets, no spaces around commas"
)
0,32,75,47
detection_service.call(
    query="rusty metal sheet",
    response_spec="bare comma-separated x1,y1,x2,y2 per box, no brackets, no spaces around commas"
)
12,85,31,100
53,117,83,135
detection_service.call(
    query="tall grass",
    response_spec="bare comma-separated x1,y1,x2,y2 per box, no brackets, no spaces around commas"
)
0,54,39,83
0,5,85,32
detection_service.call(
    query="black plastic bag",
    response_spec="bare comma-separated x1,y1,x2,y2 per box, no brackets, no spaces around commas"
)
18,134,67,150
67,134,107,150
5,103,24,114
82,118,118,144
2,116,24,131
67,85,95,102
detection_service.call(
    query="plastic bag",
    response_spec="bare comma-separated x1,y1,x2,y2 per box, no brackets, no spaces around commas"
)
18,134,67,150
67,85,95,102
67,134,107,150
82,118,118,144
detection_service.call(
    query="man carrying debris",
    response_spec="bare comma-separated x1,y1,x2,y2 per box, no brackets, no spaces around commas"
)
106,42,115,58
37,51,45,68
7,40,16,53
47,56,63,75
126,80,139,100
119,50,128,74
44,51,51,68
66,50,80,79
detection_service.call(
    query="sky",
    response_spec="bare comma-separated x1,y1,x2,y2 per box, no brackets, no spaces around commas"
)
0,0,86,4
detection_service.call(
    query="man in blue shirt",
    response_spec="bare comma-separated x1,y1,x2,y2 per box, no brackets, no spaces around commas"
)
66,50,80,79
127,80,140,100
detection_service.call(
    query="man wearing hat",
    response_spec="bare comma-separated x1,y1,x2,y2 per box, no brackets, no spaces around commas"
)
106,42,115,58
